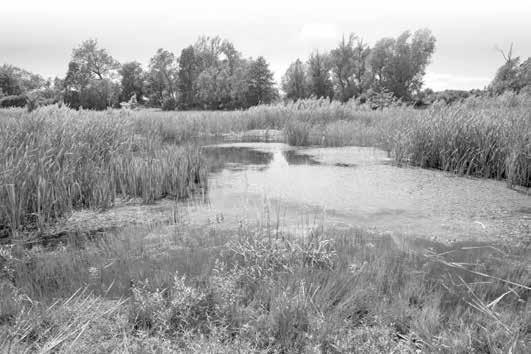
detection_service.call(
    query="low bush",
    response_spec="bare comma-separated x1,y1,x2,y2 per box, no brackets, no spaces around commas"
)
161,97,178,111
0,95,27,108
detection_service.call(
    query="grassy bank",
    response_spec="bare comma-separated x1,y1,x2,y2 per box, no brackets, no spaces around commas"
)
1,224,529,353
0,106,207,237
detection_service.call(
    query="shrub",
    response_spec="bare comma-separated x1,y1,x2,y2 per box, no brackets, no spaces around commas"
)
0,95,27,108
162,97,178,111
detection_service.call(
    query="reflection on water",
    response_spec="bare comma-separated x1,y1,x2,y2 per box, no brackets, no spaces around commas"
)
201,143,530,243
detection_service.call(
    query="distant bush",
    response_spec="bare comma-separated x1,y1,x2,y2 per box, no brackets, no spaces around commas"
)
162,97,178,111
0,95,27,108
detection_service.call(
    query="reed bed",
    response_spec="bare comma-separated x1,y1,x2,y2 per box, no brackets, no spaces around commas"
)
0,106,206,237
1,224,528,352
382,93,531,187
130,94,529,187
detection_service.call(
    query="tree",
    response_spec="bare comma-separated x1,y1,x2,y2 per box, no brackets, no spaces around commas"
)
368,29,436,100
330,34,371,102
489,45,530,94
281,59,308,100
0,65,23,96
245,57,278,106
196,66,232,109
191,36,244,109
119,61,145,103
307,51,333,99
146,49,178,107
72,39,119,80
63,39,120,109
0,64,47,96
63,61,89,109
79,79,118,110
177,46,200,109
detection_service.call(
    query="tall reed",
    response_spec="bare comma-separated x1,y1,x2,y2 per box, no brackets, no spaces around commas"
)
0,106,207,236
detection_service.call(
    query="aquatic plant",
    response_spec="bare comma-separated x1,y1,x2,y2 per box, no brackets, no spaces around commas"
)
0,106,206,237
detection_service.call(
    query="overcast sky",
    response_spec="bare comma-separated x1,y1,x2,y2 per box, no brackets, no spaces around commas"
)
1,0,530,91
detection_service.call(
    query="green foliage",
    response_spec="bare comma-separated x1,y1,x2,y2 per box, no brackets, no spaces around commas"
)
330,34,371,102
146,49,178,107
0,64,46,96
0,95,27,108
245,56,278,106
119,61,145,103
71,39,120,80
368,29,436,100
282,59,309,101
307,51,333,99
490,53,531,95
79,79,119,110
161,96,178,111
177,46,200,109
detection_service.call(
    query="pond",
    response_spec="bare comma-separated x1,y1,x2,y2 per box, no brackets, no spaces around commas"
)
201,142,530,244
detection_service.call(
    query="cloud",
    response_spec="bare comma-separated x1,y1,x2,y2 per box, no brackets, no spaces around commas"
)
299,23,339,41
424,72,491,91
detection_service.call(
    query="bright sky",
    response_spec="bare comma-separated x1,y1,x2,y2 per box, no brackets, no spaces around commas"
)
1,0,530,91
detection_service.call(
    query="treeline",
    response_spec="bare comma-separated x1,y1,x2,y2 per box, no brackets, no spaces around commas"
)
281,29,437,105
282,29,531,106
1,36,278,111
1,31,529,111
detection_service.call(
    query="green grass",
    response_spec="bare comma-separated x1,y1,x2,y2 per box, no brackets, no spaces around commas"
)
1,224,529,353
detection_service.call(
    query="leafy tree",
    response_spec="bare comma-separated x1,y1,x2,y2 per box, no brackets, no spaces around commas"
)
63,39,120,109
0,65,23,96
281,59,308,100
79,79,119,110
518,58,531,92
329,34,371,102
196,66,232,109
192,36,243,109
490,46,530,94
368,29,436,100
146,49,178,107
177,46,200,109
229,59,252,108
244,57,278,106
72,39,119,80
0,64,47,96
119,61,145,103
307,51,333,99
63,61,89,109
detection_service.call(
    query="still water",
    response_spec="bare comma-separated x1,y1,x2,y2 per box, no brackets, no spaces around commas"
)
200,142,530,243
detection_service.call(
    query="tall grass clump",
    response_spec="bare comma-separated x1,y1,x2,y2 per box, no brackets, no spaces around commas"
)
0,106,207,237
383,93,530,187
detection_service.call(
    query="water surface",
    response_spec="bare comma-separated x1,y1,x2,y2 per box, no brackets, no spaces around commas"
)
201,143,530,243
